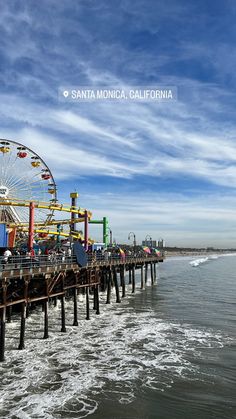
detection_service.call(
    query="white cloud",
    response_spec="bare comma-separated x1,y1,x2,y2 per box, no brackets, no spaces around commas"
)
82,191,236,247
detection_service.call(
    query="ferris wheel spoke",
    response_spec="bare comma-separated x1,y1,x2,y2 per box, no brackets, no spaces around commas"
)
0,152,13,183
4,163,44,188
6,175,48,194
2,156,19,185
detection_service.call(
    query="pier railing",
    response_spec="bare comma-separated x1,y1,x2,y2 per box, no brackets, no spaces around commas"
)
0,253,163,273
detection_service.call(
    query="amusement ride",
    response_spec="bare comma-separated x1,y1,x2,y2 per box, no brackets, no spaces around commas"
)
0,139,109,250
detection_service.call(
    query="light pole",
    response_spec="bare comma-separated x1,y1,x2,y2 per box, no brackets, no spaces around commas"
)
128,232,136,247
108,227,113,246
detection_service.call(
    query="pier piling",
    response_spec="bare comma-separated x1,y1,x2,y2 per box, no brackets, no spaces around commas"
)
43,300,49,339
154,263,157,281
121,266,125,298
129,267,132,284
86,287,90,320
145,263,148,284
140,265,144,289
7,305,12,323
60,296,66,332
132,265,135,293
106,269,111,304
0,308,6,361
95,286,100,315
113,267,121,303
73,288,78,326
18,303,26,350
151,263,154,285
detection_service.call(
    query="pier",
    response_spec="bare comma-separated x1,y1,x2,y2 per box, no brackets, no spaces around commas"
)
0,139,164,362
0,253,163,362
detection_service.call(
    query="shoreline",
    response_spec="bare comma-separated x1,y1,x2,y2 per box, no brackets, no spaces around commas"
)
165,251,236,258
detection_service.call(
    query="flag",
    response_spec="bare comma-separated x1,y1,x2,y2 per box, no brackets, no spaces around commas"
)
142,246,151,254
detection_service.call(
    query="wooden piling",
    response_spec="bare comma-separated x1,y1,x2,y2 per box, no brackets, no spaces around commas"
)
145,263,148,284
7,305,12,323
129,267,132,284
60,296,66,332
132,265,135,293
140,265,144,289
93,286,97,310
113,267,121,303
86,287,90,320
121,266,126,298
18,302,26,350
73,288,78,326
154,263,157,281
26,304,30,318
0,307,6,361
106,269,112,304
151,263,154,285
95,286,100,315
43,300,49,339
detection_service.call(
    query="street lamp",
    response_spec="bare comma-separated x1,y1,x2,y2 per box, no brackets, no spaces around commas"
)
128,232,136,247
107,227,113,246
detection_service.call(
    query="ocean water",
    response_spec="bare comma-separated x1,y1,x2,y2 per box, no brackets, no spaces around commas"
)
0,255,235,419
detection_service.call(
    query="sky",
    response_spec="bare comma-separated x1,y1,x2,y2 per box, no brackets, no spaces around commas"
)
1,0,236,247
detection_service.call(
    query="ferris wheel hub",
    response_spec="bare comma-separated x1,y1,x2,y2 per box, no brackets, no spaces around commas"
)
0,185,9,198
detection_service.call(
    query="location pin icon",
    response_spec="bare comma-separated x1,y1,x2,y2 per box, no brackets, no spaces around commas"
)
63,90,69,98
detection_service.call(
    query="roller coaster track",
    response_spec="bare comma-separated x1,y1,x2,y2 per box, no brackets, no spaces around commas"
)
0,199,92,221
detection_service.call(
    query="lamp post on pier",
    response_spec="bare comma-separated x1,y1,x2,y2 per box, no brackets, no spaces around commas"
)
108,227,113,246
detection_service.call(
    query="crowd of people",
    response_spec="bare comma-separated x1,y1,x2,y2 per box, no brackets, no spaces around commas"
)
0,246,73,268
0,244,160,269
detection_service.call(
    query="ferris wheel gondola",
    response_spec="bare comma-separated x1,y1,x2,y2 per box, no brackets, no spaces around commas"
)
0,139,57,226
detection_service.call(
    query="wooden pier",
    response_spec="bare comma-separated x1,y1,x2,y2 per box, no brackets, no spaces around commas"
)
0,255,163,362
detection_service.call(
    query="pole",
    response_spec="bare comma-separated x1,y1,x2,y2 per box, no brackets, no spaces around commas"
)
43,300,49,339
140,265,144,289
121,266,125,298
70,192,78,235
84,210,88,251
61,295,66,332
113,267,121,303
28,201,35,251
106,269,112,304
132,265,135,293
18,303,26,349
103,217,108,247
73,288,78,326
0,308,6,361
86,287,90,320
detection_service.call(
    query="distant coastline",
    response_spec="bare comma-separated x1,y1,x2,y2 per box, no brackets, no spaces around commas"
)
165,249,236,258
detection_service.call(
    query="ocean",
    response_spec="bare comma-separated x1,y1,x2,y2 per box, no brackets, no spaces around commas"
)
0,254,235,419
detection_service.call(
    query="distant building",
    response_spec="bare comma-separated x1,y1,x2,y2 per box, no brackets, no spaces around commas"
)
142,240,157,248
158,239,165,248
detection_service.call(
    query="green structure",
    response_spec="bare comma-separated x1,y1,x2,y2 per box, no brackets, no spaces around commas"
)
89,217,109,247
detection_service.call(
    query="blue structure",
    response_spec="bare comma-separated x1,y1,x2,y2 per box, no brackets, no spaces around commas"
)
0,223,8,248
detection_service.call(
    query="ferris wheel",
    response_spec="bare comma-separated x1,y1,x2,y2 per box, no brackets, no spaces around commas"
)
0,139,57,226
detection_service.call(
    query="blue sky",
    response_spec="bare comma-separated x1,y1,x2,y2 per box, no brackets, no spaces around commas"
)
1,0,236,246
